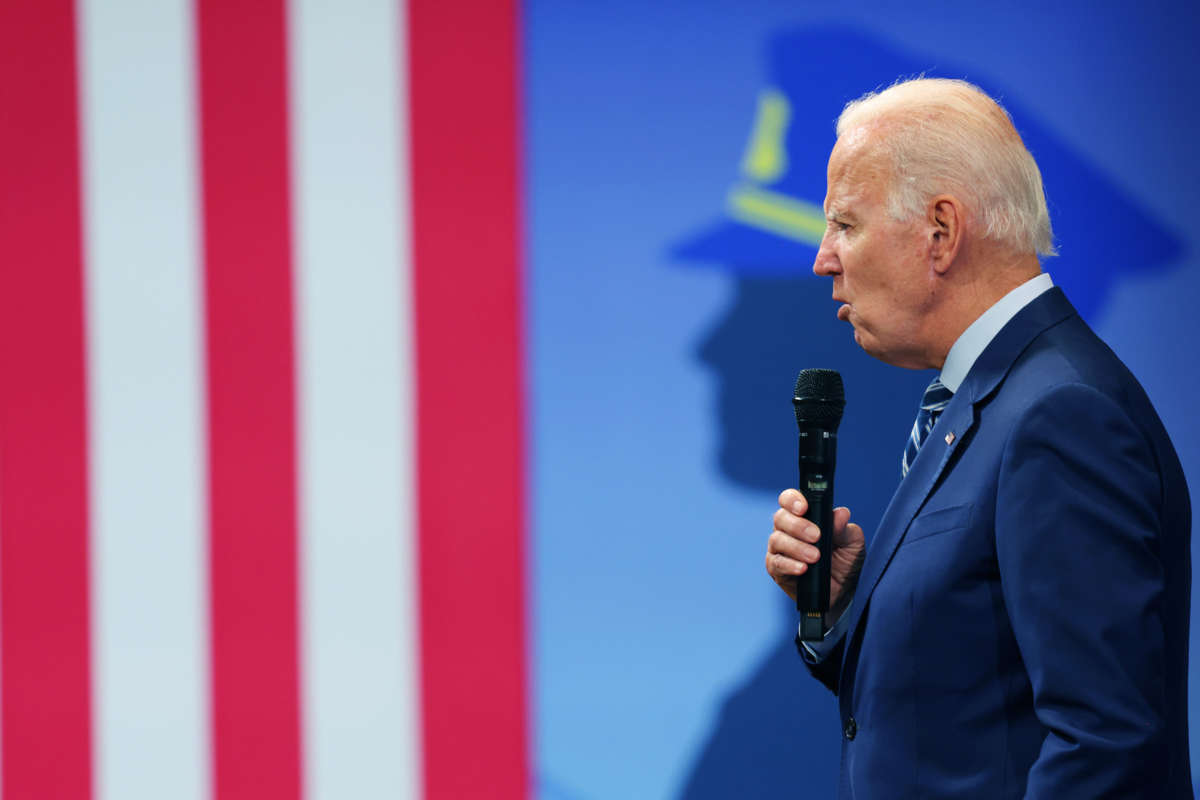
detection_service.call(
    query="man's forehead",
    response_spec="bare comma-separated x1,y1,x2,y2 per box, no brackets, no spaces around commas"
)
829,125,886,176
838,124,876,151
825,129,888,208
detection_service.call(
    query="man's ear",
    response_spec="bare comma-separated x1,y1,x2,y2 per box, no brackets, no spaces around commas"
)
927,195,963,274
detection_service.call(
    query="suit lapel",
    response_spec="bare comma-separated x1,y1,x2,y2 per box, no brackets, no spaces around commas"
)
836,391,975,674
836,288,1078,696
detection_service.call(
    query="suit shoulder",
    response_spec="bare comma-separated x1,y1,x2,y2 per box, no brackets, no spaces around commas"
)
1015,315,1123,385
998,320,1189,522
1007,315,1161,425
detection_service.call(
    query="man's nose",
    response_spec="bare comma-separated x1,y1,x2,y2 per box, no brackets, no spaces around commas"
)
813,239,839,277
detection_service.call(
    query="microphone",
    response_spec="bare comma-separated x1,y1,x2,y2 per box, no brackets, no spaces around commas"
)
792,369,845,641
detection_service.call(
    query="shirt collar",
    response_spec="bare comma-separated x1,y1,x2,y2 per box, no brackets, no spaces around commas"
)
939,272,1054,393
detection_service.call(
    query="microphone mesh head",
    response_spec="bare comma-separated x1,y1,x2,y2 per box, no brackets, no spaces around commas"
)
793,369,846,431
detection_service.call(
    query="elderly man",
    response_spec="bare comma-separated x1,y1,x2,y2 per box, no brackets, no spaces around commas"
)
765,78,1191,797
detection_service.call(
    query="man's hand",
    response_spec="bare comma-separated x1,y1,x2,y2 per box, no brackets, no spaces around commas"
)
766,488,865,617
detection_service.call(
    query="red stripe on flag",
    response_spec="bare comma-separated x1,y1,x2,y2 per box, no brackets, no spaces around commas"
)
409,1,531,797
195,1,303,797
0,1,93,797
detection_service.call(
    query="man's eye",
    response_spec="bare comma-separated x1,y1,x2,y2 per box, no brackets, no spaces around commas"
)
833,220,851,231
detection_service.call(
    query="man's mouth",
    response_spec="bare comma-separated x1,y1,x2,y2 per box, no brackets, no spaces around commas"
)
832,294,850,321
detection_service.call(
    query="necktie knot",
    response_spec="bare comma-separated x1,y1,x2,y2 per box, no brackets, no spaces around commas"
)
902,377,954,477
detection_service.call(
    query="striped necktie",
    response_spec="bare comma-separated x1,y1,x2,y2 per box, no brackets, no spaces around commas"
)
901,377,954,478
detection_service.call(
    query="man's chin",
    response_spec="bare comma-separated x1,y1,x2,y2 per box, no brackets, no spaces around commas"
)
851,328,894,366
854,333,929,370
851,325,870,353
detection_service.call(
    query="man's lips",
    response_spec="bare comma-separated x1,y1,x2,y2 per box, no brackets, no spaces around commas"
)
833,295,850,322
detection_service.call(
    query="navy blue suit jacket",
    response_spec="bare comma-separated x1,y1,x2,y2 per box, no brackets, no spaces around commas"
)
806,288,1192,798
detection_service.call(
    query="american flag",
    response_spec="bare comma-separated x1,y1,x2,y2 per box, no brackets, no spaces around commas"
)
0,0,527,797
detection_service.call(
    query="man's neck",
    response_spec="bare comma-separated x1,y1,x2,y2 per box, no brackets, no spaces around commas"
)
928,252,1043,370
937,272,1054,391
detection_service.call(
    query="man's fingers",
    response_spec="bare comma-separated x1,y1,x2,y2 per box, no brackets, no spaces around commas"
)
832,506,851,533
778,488,808,516
830,507,865,547
772,507,819,542
766,551,808,577
768,495,861,604
768,530,820,563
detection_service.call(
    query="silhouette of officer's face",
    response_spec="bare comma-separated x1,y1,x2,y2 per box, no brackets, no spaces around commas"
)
695,269,929,529
696,274,813,492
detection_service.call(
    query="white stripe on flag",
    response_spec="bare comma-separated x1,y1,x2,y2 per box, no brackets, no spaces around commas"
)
289,0,421,797
78,0,210,798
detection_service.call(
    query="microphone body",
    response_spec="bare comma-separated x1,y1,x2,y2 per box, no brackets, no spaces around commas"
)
792,369,845,641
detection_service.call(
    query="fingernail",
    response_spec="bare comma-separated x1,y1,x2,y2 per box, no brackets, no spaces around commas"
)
807,526,819,540
792,501,804,514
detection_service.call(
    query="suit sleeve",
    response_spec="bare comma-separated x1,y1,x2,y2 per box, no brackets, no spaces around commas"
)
995,382,1169,797
796,633,844,695
796,607,850,694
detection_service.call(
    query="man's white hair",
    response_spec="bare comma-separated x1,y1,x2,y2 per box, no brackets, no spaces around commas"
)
837,78,1056,257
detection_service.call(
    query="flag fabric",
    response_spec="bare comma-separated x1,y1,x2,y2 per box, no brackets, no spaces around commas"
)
0,0,528,798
